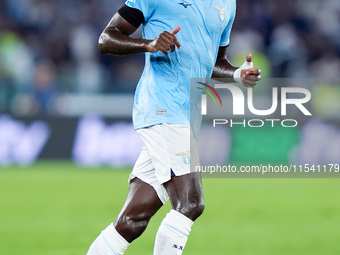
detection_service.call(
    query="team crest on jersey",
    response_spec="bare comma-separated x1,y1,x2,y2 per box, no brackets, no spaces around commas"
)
213,6,227,22
176,150,190,165
125,0,135,8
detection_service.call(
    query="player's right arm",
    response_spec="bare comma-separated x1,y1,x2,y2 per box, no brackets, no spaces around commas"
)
98,7,181,56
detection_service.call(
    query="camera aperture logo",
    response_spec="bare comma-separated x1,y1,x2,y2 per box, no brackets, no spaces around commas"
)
197,82,312,128
197,82,223,113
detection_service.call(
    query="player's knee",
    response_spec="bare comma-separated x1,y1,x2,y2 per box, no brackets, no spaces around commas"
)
116,212,151,239
178,201,205,221
192,201,205,219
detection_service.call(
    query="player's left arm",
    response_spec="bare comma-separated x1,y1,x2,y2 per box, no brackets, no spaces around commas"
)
212,46,261,88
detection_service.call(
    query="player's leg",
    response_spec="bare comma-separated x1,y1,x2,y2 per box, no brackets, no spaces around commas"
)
164,172,204,221
153,172,204,255
134,124,204,254
114,177,164,242
87,145,167,255
86,177,163,255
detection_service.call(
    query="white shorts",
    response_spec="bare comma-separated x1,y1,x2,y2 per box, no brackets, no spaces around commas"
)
129,124,199,204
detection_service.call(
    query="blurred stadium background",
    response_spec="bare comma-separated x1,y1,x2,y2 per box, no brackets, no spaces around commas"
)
1,0,340,166
1,0,340,254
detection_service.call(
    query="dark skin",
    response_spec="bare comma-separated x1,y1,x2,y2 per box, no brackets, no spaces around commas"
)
100,13,260,243
98,13,181,56
114,173,204,243
213,47,262,87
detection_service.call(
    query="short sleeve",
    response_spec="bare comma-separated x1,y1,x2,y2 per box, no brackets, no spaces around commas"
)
220,4,236,47
125,0,157,22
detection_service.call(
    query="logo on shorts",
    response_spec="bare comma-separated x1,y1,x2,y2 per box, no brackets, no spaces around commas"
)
176,150,190,165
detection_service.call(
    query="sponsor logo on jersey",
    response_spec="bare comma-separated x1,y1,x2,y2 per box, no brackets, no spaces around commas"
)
178,2,193,8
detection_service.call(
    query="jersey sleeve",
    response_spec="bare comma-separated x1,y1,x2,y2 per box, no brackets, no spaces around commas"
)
125,0,157,22
220,4,236,47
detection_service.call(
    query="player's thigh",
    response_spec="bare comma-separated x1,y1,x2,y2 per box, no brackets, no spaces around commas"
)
163,172,204,221
116,177,163,222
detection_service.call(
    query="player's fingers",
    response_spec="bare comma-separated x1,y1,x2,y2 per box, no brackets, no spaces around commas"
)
170,25,181,35
159,32,181,50
247,71,261,77
172,37,181,50
241,78,258,87
163,32,181,49
243,74,260,82
167,33,181,50
243,74,261,81
245,80,259,87
160,35,177,53
160,34,175,46
157,44,170,55
246,54,252,63
160,41,171,52
245,68,261,76
154,30,181,53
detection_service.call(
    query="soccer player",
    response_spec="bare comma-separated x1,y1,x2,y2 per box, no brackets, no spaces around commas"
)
87,0,261,254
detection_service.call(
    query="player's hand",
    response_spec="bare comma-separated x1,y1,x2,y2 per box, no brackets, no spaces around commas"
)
240,54,261,88
146,26,181,55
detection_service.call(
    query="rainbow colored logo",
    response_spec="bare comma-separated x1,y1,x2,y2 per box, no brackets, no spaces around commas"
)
197,82,223,106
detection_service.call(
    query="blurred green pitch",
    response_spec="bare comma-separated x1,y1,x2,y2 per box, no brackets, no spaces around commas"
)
1,162,340,255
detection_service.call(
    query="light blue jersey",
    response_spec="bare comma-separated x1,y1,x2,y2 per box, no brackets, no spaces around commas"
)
126,0,236,130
